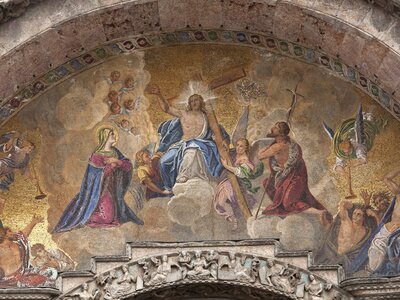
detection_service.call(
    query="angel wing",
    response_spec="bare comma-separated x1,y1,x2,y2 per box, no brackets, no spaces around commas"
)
231,106,249,146
322,122,334,140
355,105,366,146
249,137,275,162
128,178,146,211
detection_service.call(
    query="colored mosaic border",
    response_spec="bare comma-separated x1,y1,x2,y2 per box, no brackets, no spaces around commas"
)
2,29,399,125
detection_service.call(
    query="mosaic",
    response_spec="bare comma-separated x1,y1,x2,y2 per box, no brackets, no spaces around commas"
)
0,44,399,288
1,29,399,129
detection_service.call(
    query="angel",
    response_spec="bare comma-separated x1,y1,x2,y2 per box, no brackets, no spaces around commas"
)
213,106,265,229
323,105,386,177
323,105,386,197
0,131,35,191
127,144,172,211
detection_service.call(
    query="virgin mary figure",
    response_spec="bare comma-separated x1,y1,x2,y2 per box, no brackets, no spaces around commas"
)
53,125,143,233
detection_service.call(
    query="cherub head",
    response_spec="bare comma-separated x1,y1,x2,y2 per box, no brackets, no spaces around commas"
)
120,119,131,129
124,99,135,111
124,76,135,88
110,102,121,115
110,71,121,83
108,90,119,103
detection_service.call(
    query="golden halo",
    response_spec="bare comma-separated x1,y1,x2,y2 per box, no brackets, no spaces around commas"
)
95,123,119,144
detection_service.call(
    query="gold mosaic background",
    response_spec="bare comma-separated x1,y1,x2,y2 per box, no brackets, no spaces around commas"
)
0,44,399,271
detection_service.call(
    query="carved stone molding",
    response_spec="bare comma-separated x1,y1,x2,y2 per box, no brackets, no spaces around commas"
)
341,277,400,299
52,240,351,300
0,288,59,299
6,240,400,299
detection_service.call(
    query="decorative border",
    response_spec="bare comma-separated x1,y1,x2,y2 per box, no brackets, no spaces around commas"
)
58,250,351,300
2,29,399,126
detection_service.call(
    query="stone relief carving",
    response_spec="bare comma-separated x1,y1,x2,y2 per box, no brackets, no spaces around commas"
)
145,255,181,285
59,250,349,300
67,282,100,300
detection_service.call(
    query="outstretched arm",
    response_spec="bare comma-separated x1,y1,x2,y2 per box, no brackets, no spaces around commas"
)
143,178,172,195
339,201,352,222
384,169,400,195
147,85,182,117
22,215,43,237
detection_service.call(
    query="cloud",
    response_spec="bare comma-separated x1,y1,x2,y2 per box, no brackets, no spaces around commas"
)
167,178,214,227
56,85,108,131
277,213,326,251
247,215,282,239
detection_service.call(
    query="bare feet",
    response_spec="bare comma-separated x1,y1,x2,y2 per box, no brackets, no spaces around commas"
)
227,216,238,230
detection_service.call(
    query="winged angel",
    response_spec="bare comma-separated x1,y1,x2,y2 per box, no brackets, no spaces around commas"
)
323,105,386,176
213,105,269,229
323,105,386,196
0,131,35,191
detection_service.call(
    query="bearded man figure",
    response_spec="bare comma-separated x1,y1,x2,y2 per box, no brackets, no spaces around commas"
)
257,121,331,220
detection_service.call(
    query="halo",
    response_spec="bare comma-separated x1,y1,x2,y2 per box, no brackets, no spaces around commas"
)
174,80,217,106
95,123,119,144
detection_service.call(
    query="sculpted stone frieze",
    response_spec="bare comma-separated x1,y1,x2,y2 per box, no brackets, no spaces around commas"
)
59,250,349,300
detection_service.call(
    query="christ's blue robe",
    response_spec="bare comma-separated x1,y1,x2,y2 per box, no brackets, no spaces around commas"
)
157,117,229,190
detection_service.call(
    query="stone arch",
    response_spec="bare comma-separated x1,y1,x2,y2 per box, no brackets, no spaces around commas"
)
0,0,400,124
57,240,351,300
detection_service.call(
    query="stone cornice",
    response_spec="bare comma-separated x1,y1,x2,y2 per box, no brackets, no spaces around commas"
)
341,277,400,299
0,288,59,300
